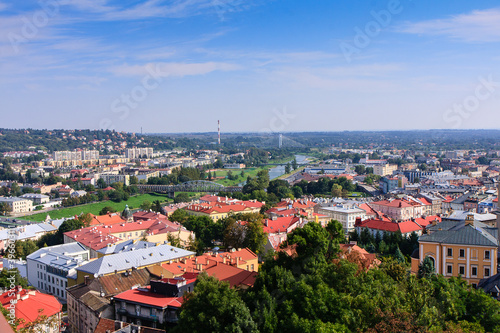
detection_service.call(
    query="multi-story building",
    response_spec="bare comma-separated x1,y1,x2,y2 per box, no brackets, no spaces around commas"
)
0,196,33,213
125,148,153,159
72,244,195,286
317,203,367,233
100,173,130,186
114,274,195,328
26,243,89,300
53,149,99,161
373,163,398,176
19,193,50,205
411,214,498,286
67,268,153,333
368,197,428,221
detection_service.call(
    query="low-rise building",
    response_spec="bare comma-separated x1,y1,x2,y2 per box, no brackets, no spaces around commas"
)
19,193,50,204
0,196,33,213
317,203,366,233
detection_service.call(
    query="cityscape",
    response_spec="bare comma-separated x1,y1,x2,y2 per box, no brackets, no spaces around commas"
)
2,1,500,332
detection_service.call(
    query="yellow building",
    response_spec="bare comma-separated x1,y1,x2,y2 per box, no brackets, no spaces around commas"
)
411,214,497,286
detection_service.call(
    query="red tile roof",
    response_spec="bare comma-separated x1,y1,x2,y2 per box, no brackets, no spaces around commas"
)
356,218,423,234
113,288,183,308
0,287,62,329
262,216,300,234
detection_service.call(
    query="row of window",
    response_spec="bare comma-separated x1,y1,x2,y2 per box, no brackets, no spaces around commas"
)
37,271,67,288
37,281,66,298
446,263,491,278
446,248,490,260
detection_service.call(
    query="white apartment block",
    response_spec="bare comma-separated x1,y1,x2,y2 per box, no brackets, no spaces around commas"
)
373,163,398,176
125,148,153,159
26,243,89,301
100,173,130,186
53,149,99,161
0,196,33,213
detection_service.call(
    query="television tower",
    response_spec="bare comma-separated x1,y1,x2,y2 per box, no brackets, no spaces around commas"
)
279,133,283,148
218,120,221,145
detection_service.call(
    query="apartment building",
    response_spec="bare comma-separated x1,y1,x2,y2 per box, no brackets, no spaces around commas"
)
125,148,153,159
26,243,90,300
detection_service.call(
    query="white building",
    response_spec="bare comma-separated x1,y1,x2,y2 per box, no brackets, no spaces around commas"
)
125,148,153,159
53,150,99,162
317,203,367,233
100,173,130,186
26,243,90,301
0,196,33,213
19,193,50,205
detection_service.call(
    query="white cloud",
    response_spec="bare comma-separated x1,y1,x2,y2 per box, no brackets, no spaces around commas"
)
110,61,241,77
398,8,500,42
0,2,8,11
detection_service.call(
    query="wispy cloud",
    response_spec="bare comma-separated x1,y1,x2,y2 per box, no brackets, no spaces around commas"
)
398,8,500,42
0,2,8,12
110,61,241,77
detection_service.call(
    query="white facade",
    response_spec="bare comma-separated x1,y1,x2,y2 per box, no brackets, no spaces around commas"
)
26,243,89,301
0,196,33,213
317,204,366,232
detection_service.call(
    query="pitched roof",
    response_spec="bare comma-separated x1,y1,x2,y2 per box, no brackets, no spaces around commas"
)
0,288,62,329
262,216,300,234
419,220,498,247
205,264,257,288
76,244,195,276
356,219,423,234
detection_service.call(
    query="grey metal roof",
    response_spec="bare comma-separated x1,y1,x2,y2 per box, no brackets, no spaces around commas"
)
27,243,89,270
0,223,56,241
445,210,496,222
77,244,195,276
420,220,498,247
97,239,158,255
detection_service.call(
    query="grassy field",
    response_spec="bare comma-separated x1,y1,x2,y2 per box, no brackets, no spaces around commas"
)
23,193,172,222
213,166,272,186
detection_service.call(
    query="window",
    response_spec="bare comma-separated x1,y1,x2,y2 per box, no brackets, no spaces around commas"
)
150,308,156,317
459,249,465,258
447,248,453,257
447,264,453,274
472,283,477,289
135,305,140,314
251,264,254,271
485,251,491,260
485,267,491,277
471,266,477,277
459,265,465,275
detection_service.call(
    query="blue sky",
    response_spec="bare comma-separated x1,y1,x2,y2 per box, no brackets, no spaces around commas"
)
1,0,500,133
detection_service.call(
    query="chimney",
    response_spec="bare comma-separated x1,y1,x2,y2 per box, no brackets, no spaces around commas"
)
236,257,240,266
465,214,474,226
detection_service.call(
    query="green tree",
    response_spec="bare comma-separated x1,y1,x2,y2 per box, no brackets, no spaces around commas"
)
0,268,29,289
285,163,291,174
291,157,298,170
174,192,191,203
170,209,189,223
417,257,435,279
97,178,106,188
99,206,116,215
129,176,139,185
173,274,258,333
152,200,162,213
331,184,342,197
140,200,152,211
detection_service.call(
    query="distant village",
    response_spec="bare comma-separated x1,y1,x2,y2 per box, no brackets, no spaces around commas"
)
1,143,500,332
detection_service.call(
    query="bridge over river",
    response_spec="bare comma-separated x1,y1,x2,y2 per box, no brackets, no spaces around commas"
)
137,180,243,195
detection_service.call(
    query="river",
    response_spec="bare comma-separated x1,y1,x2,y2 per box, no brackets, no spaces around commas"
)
268,154,310,180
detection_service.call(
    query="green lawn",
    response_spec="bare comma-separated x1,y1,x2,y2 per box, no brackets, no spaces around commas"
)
213,167,272,186
23,193,172,222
